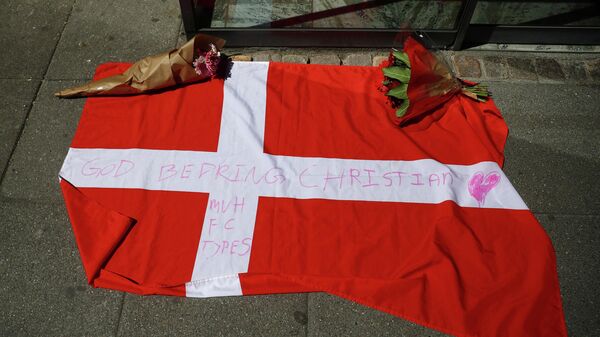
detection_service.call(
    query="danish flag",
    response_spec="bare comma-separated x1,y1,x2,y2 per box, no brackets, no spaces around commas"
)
60,60,568,337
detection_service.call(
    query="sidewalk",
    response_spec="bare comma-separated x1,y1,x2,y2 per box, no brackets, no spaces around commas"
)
1,1,598,336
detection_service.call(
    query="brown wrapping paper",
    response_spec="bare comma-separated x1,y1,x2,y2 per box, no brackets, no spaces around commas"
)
55,34,226,97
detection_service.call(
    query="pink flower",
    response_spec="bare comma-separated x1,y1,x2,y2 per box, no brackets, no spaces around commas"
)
192,55,205,73
193,43,221,78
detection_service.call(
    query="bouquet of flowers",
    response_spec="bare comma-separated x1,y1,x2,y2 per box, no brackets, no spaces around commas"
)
55,34,228,97
378,35,490,126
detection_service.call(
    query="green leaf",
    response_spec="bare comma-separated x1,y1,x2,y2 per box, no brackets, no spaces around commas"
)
386,83,408,99
392,51,410,68
463,84,490,103
396,100,410,118
382,66,410,83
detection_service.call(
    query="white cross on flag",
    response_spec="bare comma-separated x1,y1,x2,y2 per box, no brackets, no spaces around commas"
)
59,61,568,337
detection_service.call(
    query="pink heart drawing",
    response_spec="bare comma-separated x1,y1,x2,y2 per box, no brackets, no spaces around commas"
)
468,171,501,207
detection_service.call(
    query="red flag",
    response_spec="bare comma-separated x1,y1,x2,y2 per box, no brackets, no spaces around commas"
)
60,57,568,336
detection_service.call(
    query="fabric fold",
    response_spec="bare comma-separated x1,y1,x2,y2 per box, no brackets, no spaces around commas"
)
60,179,135,284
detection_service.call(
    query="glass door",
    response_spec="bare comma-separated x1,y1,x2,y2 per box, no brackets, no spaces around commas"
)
179,0,600,49
180,0,475,49
466,0,600,47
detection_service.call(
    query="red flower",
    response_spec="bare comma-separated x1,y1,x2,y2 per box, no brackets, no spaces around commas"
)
387,51,395,65
387,80,400,89
378,59,390,69
378,83,390,93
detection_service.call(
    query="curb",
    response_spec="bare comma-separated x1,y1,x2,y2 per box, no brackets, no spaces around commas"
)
229,49,600,84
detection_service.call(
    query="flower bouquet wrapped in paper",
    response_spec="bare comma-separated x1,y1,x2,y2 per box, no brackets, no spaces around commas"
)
378,35,490,126
55,34,227,97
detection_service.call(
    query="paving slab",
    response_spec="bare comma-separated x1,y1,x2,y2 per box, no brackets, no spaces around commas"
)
307,293,449,337
506,57,538,81
0,199,123,336
282,54,308,64
585,58,600,81
46,0,181,80
536,214,600,337
0,0,73,79
454,55,482,78
488,83,600,215
0,79,40,177
1,80,85,201
535,58,566,83
309,54,341,65
118,293,308,337
342,53,372,66
481,55,509,79
560,60,589,83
